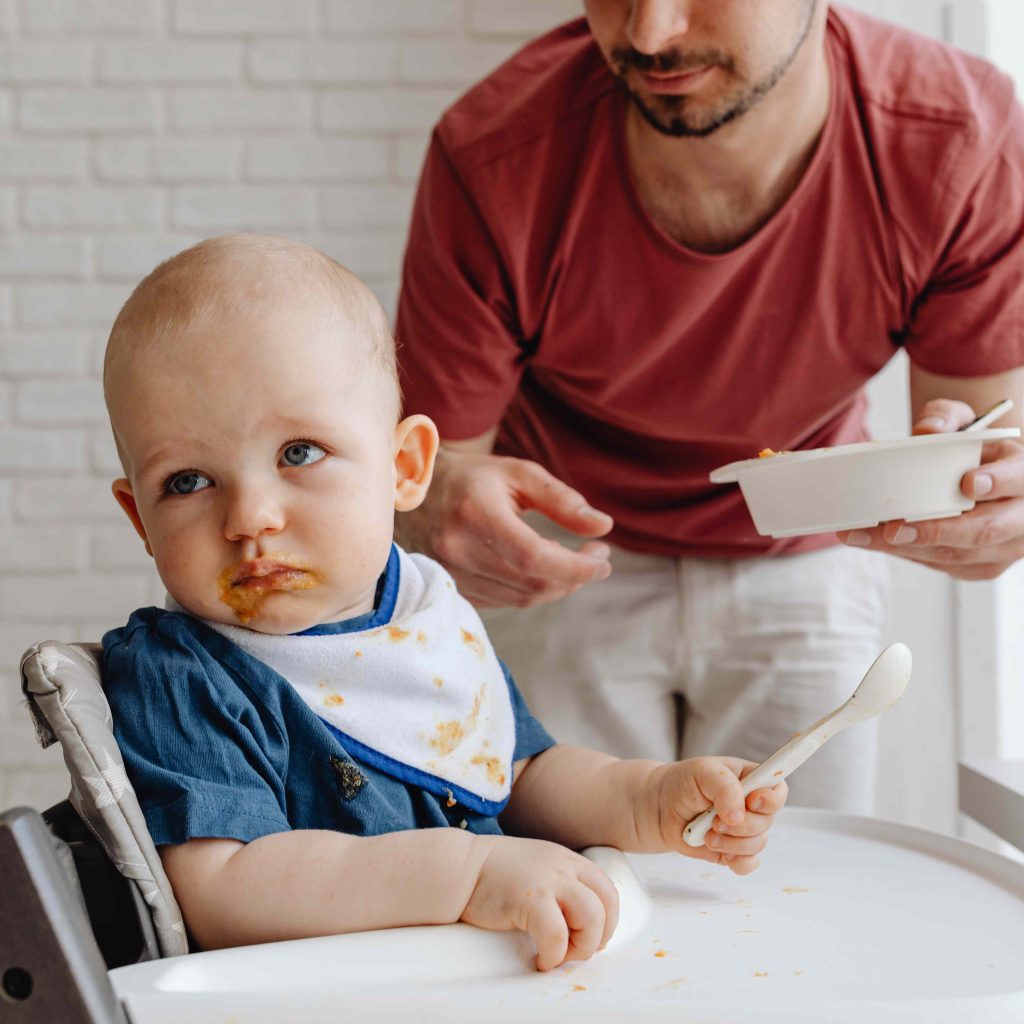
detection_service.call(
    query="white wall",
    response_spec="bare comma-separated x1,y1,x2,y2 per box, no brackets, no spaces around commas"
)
0,1,1013,841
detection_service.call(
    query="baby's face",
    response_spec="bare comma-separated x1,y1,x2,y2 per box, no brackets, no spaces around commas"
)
110,301,430,634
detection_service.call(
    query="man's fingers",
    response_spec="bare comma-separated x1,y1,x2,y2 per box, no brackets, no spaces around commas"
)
963,442,1024,500
453,566,582,609
510,460,614,538
882,503,1024,552
912,399,977,433
480,512,613,590
842,498,1024,566
848,538,1014,579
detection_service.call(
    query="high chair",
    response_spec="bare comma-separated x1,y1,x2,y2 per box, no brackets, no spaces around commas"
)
4,639,1024,1024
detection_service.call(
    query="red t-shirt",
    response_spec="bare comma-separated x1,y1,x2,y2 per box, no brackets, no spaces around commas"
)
396,8,1024,559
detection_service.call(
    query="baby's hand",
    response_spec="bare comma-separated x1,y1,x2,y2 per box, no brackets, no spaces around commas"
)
461,835,619,972
644,757,788,875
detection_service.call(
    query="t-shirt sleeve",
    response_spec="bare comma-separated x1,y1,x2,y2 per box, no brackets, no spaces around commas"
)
904,96,1024,377
500,659,556,762
396,131,525,439
102,614,293,847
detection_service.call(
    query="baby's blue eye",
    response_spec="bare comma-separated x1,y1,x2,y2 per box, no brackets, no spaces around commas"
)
281,442,327,467
166,471,211,496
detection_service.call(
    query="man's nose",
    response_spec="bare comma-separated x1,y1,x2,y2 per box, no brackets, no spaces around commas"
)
627,0,692,55
222,484,286,542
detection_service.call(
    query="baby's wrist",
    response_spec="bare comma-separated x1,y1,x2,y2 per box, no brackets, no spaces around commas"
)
631,761,672,851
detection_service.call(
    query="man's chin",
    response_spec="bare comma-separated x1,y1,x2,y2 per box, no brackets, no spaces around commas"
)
630,91,743,138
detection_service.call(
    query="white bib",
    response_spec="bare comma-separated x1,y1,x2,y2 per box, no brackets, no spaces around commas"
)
190,548,516,813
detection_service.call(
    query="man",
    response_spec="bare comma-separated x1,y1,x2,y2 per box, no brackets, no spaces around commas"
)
395,1,1024,812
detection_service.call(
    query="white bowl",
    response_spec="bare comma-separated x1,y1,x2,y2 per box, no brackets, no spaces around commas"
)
710,428,1021,539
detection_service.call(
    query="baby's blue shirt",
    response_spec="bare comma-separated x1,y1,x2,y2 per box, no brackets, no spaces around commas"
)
101,546,555,846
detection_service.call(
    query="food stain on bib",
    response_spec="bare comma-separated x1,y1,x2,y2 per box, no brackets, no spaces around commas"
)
460,628,485,659
471,753,506,787
430,685,486,757
323,694,345,707
432,720,464,756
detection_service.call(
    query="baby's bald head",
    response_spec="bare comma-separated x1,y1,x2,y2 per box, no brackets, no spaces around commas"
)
104,234,400,471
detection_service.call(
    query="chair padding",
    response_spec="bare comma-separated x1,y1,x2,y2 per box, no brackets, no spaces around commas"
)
21,641,188,958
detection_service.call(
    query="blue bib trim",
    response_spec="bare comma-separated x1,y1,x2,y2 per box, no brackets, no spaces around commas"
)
320,718,512,818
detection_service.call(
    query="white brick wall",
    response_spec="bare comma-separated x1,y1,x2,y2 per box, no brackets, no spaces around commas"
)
0,0,580,811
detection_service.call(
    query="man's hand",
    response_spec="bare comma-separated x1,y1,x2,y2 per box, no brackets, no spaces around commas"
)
461,835,620,972
636,757,788,876
838,399,1024,580
397,447,614,607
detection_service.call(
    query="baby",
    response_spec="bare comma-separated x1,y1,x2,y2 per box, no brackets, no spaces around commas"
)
100,234,787,971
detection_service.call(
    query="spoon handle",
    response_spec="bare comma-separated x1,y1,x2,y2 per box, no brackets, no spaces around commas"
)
963,398,1013,431
682,718,841,848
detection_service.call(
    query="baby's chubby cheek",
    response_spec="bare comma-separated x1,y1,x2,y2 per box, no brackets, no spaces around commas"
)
151,546,214,607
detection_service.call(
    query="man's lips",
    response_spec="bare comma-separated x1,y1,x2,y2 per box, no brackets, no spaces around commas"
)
637,65,715,95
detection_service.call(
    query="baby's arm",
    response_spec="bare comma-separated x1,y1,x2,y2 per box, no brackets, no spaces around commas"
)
162,824,618,970
163,827,484,948
502,746,787,874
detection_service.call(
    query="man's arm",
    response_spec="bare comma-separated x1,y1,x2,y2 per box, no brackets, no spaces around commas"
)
839,363,1024,578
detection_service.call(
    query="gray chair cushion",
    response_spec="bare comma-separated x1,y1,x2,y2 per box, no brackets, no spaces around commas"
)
21,640,188,958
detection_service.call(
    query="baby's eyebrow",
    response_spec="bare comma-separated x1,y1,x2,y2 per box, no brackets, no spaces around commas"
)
136,440,206,478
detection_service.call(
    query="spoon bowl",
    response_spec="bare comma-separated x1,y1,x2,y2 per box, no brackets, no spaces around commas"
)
683,643,913,847
839,642,913,726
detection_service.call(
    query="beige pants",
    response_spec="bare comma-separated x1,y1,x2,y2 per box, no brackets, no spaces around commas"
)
482,521,890,813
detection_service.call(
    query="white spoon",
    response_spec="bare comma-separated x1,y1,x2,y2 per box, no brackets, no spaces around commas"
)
963,398,1013,431
683,642,913,848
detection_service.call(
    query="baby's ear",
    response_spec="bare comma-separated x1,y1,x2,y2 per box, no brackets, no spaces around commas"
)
393,414,439,512
111,479,153,557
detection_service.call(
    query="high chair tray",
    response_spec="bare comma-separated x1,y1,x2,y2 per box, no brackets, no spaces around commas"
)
110,808,1024,1023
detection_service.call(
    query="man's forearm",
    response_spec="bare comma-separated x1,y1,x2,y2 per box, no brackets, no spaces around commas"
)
179,827,489,950
501,744,661,852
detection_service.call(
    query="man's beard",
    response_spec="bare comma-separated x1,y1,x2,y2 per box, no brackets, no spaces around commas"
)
611,2,817,138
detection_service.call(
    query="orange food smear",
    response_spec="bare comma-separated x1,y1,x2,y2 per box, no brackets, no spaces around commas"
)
471,754,506,787
217,563,322,625
431,720,465,756
460,628,485,659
